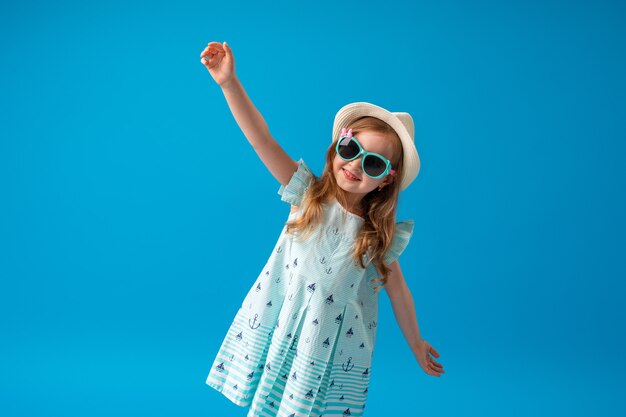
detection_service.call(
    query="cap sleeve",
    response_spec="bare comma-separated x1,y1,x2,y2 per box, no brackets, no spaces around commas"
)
277,158,315,206
383,220,415,266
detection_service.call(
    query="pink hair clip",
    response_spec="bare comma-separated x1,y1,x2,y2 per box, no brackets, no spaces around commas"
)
340,127,353,138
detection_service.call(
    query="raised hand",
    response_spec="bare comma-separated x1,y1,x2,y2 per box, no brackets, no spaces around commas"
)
414,339,445,377
200,41,236,87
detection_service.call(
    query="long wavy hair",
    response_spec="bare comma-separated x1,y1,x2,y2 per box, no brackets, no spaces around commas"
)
284,116,405,291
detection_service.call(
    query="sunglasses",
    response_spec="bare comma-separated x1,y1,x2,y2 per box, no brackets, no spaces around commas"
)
336,129,396,179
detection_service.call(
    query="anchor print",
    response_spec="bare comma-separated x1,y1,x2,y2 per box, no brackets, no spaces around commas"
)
345,327,354,338
267,300,272,307
331,226,340,235
343,408,352,415
320,256,327,264
228,353,234,361
305,337,310,343
233,383,238,391
265,270,270,277
335,313,343,324
276,245,282,253
255,282,262,292
288,293,294,301
342,357,355,372
325,294,334,304
305,389,314,399
215,362,225,373
359,342,365,349
276,318,280,329
289,334,299,350
290,371,298,381
325,266,333,274
293,257,298,268
275,275,280,283
246,371,254,381
362,368,370,379
312,318,319,326
281,372,288,381
235,331,243,342
249,314,261,329
307,283,316,293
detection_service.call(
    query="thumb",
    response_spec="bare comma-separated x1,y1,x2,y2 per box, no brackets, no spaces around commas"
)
223,41,230,54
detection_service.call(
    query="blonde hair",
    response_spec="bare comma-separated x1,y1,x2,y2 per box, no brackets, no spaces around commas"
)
284,116,405,291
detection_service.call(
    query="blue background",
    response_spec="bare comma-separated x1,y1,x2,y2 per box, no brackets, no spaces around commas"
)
1,0,625,416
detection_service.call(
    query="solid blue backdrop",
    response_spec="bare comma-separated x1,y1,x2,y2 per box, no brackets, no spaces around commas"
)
1,0,625,416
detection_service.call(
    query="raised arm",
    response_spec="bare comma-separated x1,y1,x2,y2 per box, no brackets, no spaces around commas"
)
384,260,445,377
200,41,298,187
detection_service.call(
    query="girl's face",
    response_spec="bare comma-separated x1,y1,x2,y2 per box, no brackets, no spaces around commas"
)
332,130,396,197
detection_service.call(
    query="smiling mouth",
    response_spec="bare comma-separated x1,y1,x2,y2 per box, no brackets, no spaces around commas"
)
343,168,361,181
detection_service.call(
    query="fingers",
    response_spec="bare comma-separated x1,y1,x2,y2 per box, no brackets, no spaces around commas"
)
222,41,231,55
429,357,444,369
200,50,225,70
200,43,224,62
426,355,444,377
200,41,227,57
429,346,440,358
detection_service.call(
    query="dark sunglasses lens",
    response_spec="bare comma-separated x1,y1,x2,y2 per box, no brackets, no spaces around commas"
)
337,137,359,159
364,154,387,177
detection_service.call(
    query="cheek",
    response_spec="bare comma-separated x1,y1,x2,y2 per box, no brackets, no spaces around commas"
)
332,156,342,170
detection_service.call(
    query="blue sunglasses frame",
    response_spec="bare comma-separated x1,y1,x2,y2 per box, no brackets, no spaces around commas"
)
336,135,396,179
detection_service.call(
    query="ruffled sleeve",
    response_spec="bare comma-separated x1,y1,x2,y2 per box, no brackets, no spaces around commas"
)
277,158,315,207
383,219,415,266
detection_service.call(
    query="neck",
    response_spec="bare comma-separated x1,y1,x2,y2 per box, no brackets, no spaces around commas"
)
340,193,365,216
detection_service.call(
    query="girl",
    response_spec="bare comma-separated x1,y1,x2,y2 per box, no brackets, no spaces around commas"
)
200,41,444,417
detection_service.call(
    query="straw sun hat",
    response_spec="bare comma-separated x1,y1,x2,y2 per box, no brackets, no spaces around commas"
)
332,102,420,191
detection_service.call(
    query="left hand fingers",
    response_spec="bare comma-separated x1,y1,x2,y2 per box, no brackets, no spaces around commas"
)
428,356,444,369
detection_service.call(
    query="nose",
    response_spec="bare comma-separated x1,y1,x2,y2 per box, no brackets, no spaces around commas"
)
346,158,363,173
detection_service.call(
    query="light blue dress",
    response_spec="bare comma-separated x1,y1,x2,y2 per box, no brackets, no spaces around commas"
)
206,158,414,417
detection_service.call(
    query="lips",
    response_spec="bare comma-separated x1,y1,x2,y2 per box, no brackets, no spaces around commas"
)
343,168,360,181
